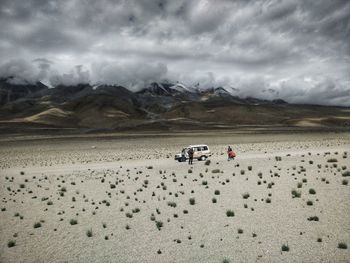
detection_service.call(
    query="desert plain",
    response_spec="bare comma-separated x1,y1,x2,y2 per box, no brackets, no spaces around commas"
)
0,131,349,263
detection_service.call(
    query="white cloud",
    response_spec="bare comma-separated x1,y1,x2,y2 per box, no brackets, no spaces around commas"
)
0,0,349,106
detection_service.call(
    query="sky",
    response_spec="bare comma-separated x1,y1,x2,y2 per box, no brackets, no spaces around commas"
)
0,0,349,106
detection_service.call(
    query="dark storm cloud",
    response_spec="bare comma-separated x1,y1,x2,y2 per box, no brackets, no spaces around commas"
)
0,0,349,105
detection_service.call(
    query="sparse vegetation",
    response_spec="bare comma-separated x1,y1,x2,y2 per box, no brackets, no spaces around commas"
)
309,188,316,194
70,219,78,225
327,158,338,163
342,171,350,177
242,192,250,199
34,222,42,228
7,240,16,248
155,220,163,230
189,198,195,205
291,189,301,198
281,244,289,252
86,228,93,237
167,201,177,208
338,243,347,249
226,210,235,217
307,216,319,221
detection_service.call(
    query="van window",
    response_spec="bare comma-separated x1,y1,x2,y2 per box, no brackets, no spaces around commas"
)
203,146,208,150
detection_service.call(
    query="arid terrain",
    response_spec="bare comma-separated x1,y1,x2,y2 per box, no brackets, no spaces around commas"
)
0,131,349,263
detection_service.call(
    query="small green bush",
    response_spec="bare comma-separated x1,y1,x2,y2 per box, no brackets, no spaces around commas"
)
281,244,289,252
226,210,235,217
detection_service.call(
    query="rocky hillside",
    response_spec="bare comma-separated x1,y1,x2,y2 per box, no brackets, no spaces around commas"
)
0,78,349,132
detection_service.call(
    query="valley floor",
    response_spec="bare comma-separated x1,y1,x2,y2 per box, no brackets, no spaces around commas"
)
0,131,350,262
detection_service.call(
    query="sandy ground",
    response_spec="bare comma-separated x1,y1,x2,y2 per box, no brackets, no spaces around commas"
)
0,132,350,263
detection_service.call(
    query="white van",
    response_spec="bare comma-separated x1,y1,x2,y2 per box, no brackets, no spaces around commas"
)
175,144,211,162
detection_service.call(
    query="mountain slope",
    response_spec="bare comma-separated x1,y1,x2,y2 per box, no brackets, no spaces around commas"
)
0,80,349,131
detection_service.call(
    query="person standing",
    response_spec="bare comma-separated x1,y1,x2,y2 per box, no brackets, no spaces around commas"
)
227,146,235,161
188,147,194,165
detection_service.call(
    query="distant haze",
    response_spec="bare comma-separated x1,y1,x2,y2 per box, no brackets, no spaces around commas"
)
0,0,349,106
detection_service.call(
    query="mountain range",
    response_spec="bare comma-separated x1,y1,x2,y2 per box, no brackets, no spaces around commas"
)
1,77,349,133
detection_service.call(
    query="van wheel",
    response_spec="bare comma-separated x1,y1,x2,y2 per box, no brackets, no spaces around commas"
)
200,156,206,161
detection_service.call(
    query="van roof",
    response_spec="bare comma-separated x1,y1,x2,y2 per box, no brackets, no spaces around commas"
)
188,145,208,147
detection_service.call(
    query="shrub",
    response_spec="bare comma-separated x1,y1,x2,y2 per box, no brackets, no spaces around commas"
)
342,171,350,177
155,221,163,230
338,243,347,249
237,228,243,234
307,216,319,221
202,181,208,186
248,166,252,171
167,202,177,208
309,188,316,194
242,193,250,199
327,158,337,163
189,198,195,205
70,219,78,225
226,210,235,217
306,200,313,206
34,222,42,228
214,190,220,195
281,244,289,252
212,169,220,173
86,228,93,237
132,208,140,213
342,179,348,185
275,156,282,161
7,240,16,247
126,212,133,218
212,198,217,203
291,189,301,198
266,198,271,203
205,160,211,165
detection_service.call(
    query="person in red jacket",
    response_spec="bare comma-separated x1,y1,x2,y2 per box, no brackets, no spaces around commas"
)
227,146,236,161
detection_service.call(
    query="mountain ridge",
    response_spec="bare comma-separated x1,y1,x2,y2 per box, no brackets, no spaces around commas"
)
0,78,349,132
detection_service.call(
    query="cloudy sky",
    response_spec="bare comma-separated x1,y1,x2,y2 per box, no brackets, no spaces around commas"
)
0,0,349,106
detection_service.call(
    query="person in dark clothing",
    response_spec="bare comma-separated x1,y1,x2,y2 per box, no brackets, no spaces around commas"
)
188,148,194,165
